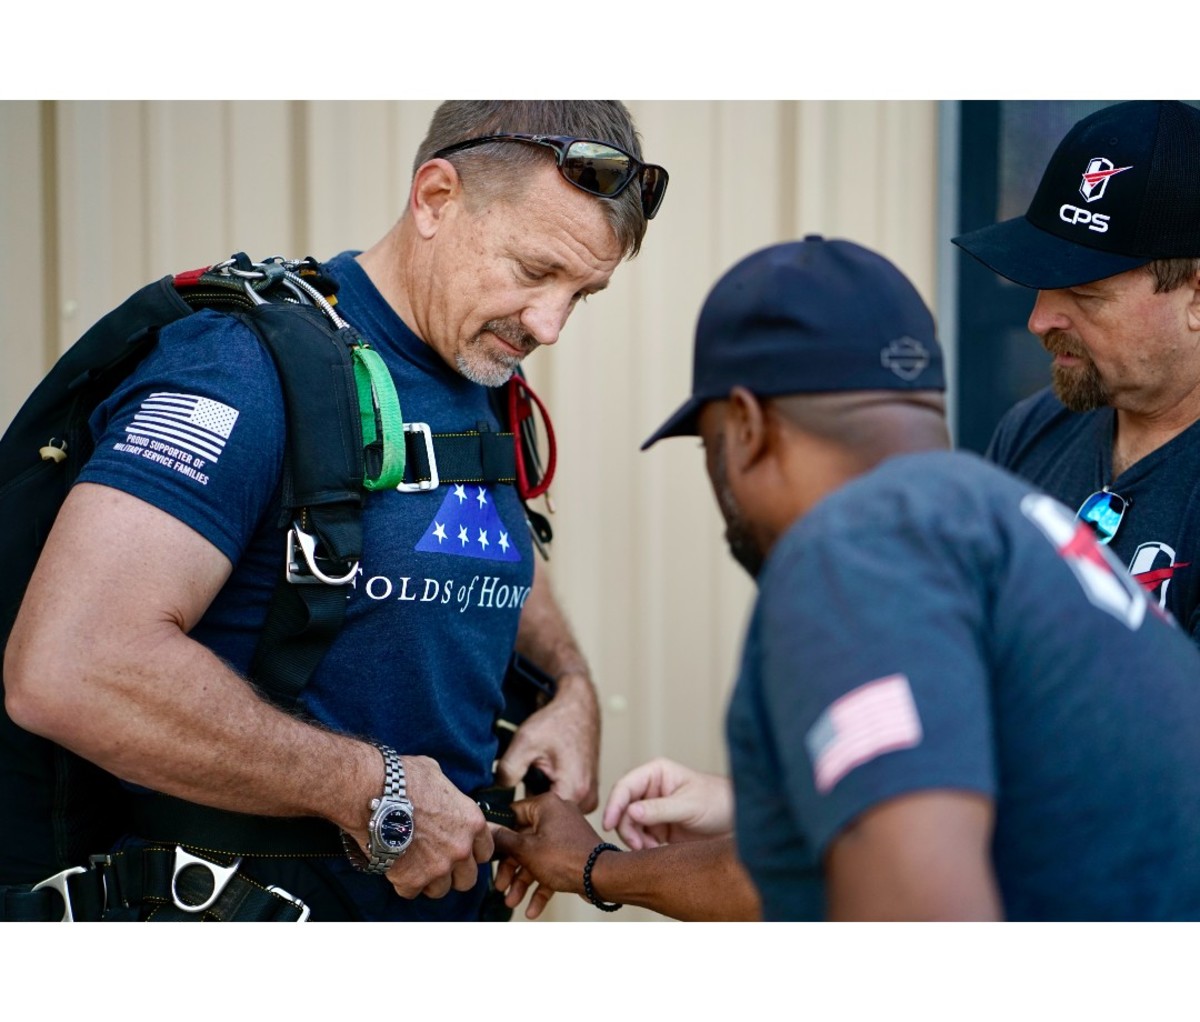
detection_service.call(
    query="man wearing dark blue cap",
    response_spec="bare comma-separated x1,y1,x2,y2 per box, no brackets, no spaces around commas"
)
492,236,1200,921
953,100,1200,643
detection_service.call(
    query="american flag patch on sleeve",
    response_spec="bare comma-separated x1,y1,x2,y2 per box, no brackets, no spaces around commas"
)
126,392,239,463
805,674,923,795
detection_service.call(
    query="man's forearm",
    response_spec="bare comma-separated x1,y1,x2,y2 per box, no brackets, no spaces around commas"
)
588,836,761,921
7,617,380,835
515,560,592,682
513,560,600,748
3,482,383,837
505,559,601,807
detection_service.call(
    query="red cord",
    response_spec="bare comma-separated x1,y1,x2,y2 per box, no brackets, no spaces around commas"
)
507,374,557,500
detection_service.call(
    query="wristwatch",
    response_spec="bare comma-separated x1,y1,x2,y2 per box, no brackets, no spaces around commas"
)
341,743,415,874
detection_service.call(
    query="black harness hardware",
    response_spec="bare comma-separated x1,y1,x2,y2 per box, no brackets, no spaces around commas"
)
0,846,312,922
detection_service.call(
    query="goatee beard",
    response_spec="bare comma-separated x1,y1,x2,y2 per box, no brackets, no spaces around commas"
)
1044,330,1110,412
456,319,538,388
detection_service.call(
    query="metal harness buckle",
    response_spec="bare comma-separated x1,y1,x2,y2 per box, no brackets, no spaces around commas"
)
286,523,360,585
267,885,312,922
30,866,88,922
171,846,242,914
396,422,439,492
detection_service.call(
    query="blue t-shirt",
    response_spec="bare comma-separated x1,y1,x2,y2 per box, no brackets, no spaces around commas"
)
987,386,1200,642
77,252,534,919
726,450,1200,921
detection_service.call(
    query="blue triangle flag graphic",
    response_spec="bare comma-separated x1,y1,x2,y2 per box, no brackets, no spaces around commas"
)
415,484,522,561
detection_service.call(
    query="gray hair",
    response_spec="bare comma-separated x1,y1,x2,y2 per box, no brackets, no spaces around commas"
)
413,100,651,258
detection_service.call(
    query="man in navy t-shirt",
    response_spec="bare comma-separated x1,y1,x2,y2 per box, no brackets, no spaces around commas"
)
492,237,1200,922
5,102,669,920
953,101,1200,644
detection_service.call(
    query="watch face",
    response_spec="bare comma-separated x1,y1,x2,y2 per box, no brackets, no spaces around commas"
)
378,806,414,852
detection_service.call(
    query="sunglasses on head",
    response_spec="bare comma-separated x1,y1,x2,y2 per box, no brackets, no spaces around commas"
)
431,133,669,220
1076,487,1130,545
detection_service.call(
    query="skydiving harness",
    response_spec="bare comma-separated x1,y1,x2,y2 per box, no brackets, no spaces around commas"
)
0,254,558,921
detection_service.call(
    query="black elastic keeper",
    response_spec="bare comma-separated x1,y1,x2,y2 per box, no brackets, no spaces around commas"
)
582,841,623,912
477,421,511,483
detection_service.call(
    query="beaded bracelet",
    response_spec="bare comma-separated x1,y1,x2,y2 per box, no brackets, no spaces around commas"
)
583,841,623,912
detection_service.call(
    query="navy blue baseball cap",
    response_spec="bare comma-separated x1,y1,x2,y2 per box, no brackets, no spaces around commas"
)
641,236,945,449
953,100,1200,289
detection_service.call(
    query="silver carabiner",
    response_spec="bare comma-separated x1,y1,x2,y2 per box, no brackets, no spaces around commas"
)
241,278,269,306
286,523,360,586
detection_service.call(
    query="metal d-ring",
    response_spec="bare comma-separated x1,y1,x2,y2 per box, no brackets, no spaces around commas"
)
170,846,242,914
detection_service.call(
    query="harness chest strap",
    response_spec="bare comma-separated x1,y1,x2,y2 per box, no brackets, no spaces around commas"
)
399,421,517,490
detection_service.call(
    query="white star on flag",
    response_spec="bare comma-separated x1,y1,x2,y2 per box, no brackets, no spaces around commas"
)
454,485,467,503
499,531,510,554
432,522,447,543
476,487,488,508
458,525,469,547
478,529,489,551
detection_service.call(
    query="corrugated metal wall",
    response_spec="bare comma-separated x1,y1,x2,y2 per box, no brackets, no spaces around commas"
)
0,100,940,921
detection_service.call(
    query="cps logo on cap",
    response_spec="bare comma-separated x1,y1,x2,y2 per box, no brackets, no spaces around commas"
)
1079,157,1133,202
1059,204,1111,233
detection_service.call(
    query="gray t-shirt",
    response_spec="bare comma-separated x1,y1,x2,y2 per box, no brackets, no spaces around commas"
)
727,450,1200,920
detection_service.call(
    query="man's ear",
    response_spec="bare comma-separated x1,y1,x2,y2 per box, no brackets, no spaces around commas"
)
409,159,462,240
1185,265,1200,334
726,386,770,473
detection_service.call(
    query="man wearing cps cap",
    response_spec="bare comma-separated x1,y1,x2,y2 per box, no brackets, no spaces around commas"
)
954,100,1200,641
492,236,1200,921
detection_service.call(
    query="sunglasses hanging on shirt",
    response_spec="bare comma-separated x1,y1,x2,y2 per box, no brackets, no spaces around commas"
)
1076,487,1130,545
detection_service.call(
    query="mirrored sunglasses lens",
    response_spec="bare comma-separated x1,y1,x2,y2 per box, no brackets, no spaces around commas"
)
1077,491,1126,543
640,165,668,218
563,142,634,196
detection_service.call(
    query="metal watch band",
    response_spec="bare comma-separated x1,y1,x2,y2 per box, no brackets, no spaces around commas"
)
341,743,409,874
376,742,406,801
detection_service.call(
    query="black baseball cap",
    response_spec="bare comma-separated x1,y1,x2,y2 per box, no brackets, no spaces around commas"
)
641,236,945,449
953,100,1200,289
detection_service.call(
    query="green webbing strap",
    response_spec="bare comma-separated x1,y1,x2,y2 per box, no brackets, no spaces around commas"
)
352,345,404,491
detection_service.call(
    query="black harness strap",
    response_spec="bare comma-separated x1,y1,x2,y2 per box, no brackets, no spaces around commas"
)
250,585,350,711
402,423,518,487
239,305,516,708
240,303,367,710
129,848,307,922
249,303,366,558
0,848,311,922
0,866,106,922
